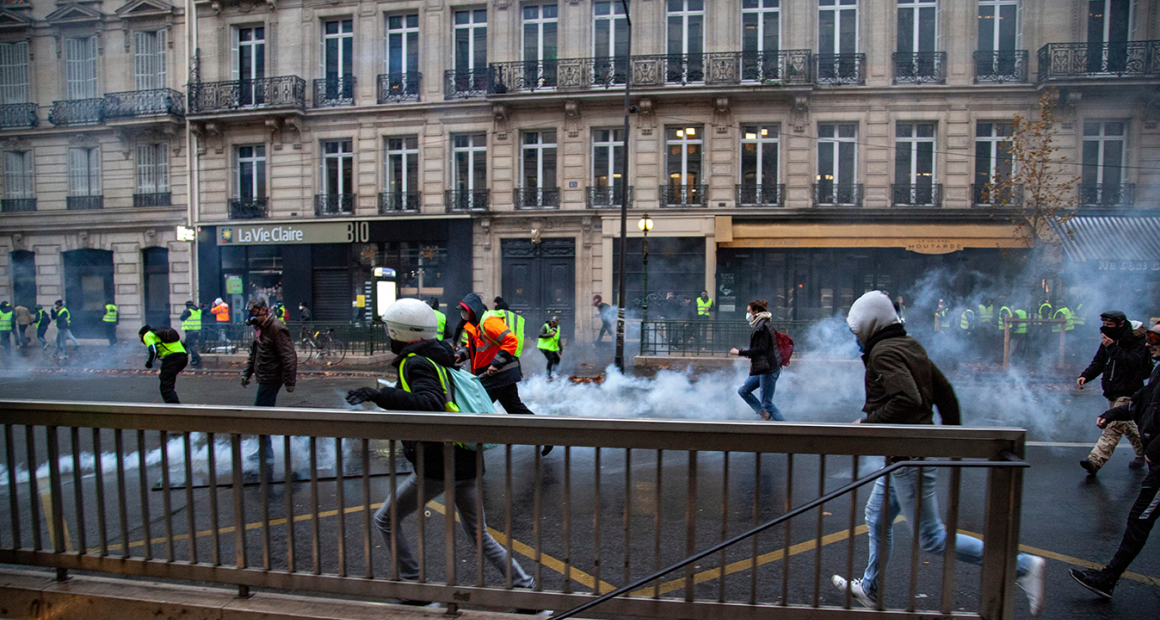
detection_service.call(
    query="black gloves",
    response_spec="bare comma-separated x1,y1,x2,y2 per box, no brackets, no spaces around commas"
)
346,387,380,406
144,361,153,369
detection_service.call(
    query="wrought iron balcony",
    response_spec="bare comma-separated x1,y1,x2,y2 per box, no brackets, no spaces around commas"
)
1038,41,1160,80
66,195,103,210
736,184,785,207
973,50,1029,84
490,59,561,93
378,191,421,214
104,89,184,119
313,77,356,107
812,183,863,207
444,69,490,100
815,54,866,85
514,187,561,210
0,198,35,212
737,50,812,84
0,103,37,129
659,184,708,207
188,76,306,114
314,194,356,216
585,185,632,209
377,73,421,103
445,189,489,213
1079,183,1136,208
630,53,705,86
133,192,171,208
229,197,268,219
893,52,947,84
971,183,1023,207
891,183,943,207
48,98,104,126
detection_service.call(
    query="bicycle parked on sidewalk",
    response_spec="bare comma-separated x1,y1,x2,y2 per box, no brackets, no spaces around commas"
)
300,326,347,363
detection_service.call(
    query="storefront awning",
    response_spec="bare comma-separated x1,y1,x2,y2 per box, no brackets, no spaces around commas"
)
1051,216,1160,262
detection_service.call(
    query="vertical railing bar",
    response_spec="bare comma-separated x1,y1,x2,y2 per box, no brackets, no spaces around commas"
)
813,454,826,606
362,438,372,580
310,436,321,575
653,449,662,600
533,444,543,591
230,434,246,569
475,445,484,588
623,448,631,587
389,440,398,580
563,445,572,594
845,456,860,609
877,459,890,612
259,435,270,572
284,435,294,573
160,431,174,562
749,452,759,606
114,430,128,559
207,432,220,566
46,426,65,555
908,465,924,612
5,425,21,550
136,430,150,560
415,442,425,583
593,447,602,594
684,450,697,603
182,432,196,565
335,437,346,578
70,427,86,555
718,451,729,603
782,453,793,606
26,425,41,551
504,444,513,590
941,462,962,616
443,442,456,587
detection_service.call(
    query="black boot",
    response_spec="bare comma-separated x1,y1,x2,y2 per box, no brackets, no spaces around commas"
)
1070,567,1116,599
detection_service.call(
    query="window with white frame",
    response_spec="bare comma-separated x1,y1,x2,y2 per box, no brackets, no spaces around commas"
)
592,128,625,190
385,14,419,83
520,130,557,207
1082,120,1129,205
667,0,704,83
454,10,487,73
322,19,354,101
1088,0,1134,72
65,37,97,100
523,5,558,88
322,139,354,196
0,42,29,104
818,0,859,82
894,123,937,205
68,147,100,196
896,0,940,81
974,122,1013,204
233,27,265,105
816,123,857,204
739,125,779,204
385,136,418,196
977,0,1020,80
452,133,486,208
234,145,266,201
134,30,167,91
2,150,33,199
136,144,169,196
594,1,628,84
742,0,780,82
664,126,703,205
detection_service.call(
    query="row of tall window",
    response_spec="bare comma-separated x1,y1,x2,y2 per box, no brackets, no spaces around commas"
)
0,146,169,199
0,32,167,104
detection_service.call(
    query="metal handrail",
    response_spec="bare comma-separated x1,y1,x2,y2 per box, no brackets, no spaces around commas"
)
551,454,1029,620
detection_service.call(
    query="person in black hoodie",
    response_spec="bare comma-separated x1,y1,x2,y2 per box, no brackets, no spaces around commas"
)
1072,321,1160,599
730,300,783,420
1077,310,1153,473
346,299,535,600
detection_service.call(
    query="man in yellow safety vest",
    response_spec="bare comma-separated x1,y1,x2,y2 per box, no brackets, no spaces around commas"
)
103,300,119,345
537,316,563,379
180,300,204,367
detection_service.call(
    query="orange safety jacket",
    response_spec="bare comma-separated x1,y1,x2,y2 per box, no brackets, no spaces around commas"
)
211,303,230,322
462,313,521,388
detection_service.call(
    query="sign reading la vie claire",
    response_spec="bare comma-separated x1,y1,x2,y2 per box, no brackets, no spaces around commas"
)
217,221,370,246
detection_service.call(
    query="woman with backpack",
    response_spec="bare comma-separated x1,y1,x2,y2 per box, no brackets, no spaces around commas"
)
139,325,188,404
730,299,784,421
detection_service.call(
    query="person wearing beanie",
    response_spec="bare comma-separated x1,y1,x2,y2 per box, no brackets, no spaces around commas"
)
832,291,1046,616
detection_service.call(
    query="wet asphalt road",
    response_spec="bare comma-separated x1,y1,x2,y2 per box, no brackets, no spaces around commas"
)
0,368,1157,619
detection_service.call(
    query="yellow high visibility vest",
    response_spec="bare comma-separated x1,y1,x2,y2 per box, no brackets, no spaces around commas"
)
103,304,118,323
182,308,202,332
696,297,712,316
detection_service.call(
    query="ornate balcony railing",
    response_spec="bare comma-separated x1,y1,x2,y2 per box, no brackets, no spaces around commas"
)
585,185,632,209
229,197,268,219
973,50,1029,84
812,183,863,207
659,184,708,207
513,187,561,210
1038,41,1160,80
313,77,356,107
445,189,489,213
815,53,866,85
314,194,356,216
631,53,705,86
737,50,812,84
490,59,561,93
444,69,490,100
0,198,35,212
104,89,184,119
377,73,421,103
971,183,1023,207
736,184,786,207
48,98,104,126
66,195,103,210
378,191,421,214
188,76,306,114
1078,183,1136,208
133,192,171,208
893,52,947,84
891,183,943,207
0,103,37,129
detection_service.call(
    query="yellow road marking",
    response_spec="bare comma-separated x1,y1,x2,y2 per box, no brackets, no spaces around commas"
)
40,488,74,552
957,529,1160,588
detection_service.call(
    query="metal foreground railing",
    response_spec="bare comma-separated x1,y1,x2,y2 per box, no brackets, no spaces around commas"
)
0,401,1028,619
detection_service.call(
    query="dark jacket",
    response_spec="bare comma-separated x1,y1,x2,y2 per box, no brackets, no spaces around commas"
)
243,316,298,387
51,306,70,329
35,309,50,331
861,324,961,426
738,317,780,376
363,338,479,481
1080,324,1153,400
1102,364,1160,466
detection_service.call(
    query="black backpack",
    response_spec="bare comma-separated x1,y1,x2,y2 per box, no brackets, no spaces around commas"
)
154,327,181,344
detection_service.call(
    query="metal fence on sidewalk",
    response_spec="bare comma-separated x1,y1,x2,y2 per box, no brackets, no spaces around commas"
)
199,321,389,357
640,320,814,357
0,400,1028,619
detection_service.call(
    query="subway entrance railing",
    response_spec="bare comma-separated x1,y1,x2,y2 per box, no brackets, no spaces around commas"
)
0,401,1028,619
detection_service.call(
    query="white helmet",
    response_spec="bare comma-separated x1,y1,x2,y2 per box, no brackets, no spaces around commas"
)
383,298,438,343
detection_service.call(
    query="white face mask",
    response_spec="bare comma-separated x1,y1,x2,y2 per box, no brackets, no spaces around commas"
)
746,312,754,322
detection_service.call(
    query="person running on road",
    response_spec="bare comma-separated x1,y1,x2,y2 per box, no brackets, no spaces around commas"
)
593,295,614,343
537,316,563,379
34,305,50,349
831,291,1046,616
1071,321,1160,599
138,325,188,404
179,301,204,368
51,300,80,359
345,298,536,605
239,298,297,476
1076,310,1153,474
730,299,783,421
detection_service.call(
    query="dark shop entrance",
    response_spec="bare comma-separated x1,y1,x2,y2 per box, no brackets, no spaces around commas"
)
501,238,576,343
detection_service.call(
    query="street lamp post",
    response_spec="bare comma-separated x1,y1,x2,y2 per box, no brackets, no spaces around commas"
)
613,0,633,372
638,214,653,325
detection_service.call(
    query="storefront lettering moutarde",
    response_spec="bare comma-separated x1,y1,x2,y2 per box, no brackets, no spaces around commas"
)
906,239,965,254
217,221,370,246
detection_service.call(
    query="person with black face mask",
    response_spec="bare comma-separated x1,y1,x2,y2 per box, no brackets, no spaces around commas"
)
1077,310,1154,474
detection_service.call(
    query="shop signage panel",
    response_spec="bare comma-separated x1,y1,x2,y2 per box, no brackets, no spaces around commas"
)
217,221,371,245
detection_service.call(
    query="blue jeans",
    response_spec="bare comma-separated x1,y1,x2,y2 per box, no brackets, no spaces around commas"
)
861,465,1034,597
738,369,783,420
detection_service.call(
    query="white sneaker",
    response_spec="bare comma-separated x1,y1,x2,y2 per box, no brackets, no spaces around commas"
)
831,574,875,608
1016,555,1046,616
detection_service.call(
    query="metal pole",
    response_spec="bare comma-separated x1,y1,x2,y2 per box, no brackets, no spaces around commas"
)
641,226,649,326
614,0,632,372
